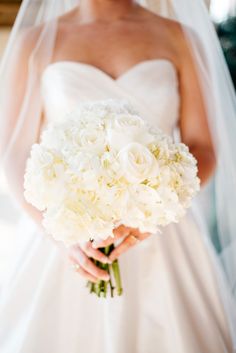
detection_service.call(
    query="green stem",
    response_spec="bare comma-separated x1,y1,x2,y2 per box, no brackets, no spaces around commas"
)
86,244,122,298
112,259,123,296
107,264,114,297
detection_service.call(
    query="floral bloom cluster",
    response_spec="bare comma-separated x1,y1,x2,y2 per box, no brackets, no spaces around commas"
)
24,99,200,247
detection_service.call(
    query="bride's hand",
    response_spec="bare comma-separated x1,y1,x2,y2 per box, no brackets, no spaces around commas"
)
68,225,150,282
68,242,112,283
92,225,151,262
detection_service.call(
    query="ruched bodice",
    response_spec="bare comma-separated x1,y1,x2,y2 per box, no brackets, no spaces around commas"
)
40,59,180,135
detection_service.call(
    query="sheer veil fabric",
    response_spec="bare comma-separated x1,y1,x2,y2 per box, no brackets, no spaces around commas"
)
0,0,236,347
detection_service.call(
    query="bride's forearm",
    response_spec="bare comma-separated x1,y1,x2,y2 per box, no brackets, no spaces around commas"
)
21,200,44,231
15,189,45,232
189,145,216,186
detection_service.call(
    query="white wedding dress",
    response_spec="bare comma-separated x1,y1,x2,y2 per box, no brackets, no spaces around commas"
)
0,59,235,353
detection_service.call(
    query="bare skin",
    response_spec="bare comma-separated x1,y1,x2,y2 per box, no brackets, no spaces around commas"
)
3,0,216,283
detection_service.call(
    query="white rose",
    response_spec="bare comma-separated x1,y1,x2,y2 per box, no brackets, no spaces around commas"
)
106,114,153,150
78,126,106,154
118,142,159,183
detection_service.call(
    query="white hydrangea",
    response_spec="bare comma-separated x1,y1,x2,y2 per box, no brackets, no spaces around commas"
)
24,99,200,246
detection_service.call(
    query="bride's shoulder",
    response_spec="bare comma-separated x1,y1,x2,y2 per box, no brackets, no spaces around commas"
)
13,21,48,57
142,7,200,60
138,5,196,43
147,10,193,40
8,26,41,73
8,19,55,74
137,6,202,72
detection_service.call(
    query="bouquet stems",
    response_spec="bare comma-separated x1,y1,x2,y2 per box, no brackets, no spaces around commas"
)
87,244,123,298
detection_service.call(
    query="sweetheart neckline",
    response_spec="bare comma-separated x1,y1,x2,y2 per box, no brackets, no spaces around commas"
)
41,58,177,83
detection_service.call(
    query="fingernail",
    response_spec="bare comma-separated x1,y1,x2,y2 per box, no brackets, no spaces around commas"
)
103,274,110,281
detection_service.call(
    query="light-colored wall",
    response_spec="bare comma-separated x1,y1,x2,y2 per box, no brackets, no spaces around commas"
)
0,27,10,58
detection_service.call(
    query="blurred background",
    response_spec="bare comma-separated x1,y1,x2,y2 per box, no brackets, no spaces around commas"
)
0,0,235,285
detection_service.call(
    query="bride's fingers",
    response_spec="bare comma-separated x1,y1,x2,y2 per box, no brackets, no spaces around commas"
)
92,236,116,249
72,262,98,283
131,228,150,241
70,247,110,281
80,242,112,264
113,225,132,238
108,234,140,262
92,225,130,248
108,231,150,261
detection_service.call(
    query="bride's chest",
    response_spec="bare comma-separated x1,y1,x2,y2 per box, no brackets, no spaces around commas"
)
40,59,180,136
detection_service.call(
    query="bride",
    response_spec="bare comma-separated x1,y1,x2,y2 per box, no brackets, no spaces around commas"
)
0,0,236,352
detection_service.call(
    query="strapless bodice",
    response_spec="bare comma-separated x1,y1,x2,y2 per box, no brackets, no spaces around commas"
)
40,59,180,135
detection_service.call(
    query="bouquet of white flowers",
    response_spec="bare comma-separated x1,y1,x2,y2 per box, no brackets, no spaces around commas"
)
24,99,200,297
